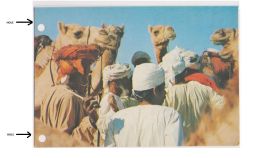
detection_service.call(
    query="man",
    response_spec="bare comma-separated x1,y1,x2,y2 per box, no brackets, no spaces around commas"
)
120,51,151,108
200,48,234,88
96,64,131,140
40,44,101,146
131,51,151,67
105,63,183,147
161,47,224,139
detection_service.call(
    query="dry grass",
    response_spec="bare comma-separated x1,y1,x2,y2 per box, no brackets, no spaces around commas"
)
34,119,91,147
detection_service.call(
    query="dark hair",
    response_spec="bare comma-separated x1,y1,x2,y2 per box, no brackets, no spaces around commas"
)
133,58,150,67
175,68,200,84
132,83,165,103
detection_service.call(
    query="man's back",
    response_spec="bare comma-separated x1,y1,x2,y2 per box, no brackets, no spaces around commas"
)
40,85,84,134
105,105,183,147
164,81,224,137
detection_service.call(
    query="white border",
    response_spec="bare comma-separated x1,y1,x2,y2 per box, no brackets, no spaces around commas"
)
34,1,238,7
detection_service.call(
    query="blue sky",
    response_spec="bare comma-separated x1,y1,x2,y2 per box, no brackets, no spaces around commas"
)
34,6,238,64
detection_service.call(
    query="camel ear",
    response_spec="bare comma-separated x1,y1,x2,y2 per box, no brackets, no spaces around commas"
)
101,23,107,28
58,22,68,34
234,28,239,38
148,25,153,33
120,25,125,31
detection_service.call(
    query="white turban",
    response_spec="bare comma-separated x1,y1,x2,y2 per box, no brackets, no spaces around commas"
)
181,50,200,69
103,64,131,88
132,63,165,91
205,48,219,53
160,46,186,86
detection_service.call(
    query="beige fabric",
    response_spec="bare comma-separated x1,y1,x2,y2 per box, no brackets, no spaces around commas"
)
164,81,224,138
40,85,96,145
105,105,183,147
72,117,97,146
35,45,53,68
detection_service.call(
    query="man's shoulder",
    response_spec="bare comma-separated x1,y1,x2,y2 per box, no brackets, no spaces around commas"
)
110,106,139,118
167,81,212,92
53,85,83,100
112,105,177,117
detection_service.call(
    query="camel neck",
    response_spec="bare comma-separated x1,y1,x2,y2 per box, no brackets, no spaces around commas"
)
154,45,167,63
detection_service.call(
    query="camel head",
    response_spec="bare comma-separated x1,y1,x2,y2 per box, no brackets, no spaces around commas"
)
88,24,124,96
54,22,125,96
211,28,238,46
148,25,176,63
56,22,94,49
211,28,239,61
148,25,176,49
94,24,124,51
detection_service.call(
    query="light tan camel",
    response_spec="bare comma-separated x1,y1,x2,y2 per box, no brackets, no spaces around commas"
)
148,25,176,63
35,22,124,110
211,28,239,69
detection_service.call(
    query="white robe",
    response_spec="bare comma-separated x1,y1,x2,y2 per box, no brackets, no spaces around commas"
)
105,105,183,147
96,92,125,140
164,81,224,137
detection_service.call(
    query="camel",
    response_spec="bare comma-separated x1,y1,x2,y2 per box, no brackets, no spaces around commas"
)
148,25,176,63
211,28,239,69
200,28,239,88
35,22,124,111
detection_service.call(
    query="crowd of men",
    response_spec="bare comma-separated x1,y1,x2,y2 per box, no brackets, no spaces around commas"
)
39,45,225,147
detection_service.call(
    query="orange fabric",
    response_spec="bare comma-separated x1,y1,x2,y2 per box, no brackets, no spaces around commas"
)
185,73,220,93
55,44,101,79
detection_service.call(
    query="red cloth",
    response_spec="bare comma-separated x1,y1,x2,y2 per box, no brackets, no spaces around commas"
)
184,73,220,93
211,57,232,74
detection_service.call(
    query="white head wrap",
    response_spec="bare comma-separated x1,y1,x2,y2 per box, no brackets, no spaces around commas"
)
206,48,219,53
103,64,131,88
181,50,200,69
160,46,186,86
132,63,165,91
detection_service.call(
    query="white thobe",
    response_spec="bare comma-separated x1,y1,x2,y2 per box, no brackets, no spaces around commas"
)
105,105,183,147
164,81,224,137
96,92,125,140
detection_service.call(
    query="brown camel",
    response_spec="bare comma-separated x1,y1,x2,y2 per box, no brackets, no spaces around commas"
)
200,28,239,88
211,28,239,69
148,25,176,63
35,22,124,110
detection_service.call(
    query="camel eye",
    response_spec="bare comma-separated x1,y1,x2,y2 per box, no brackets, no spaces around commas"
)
154,30,159,36
218,29,226,36
74,31,83,39
109,35,116,41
